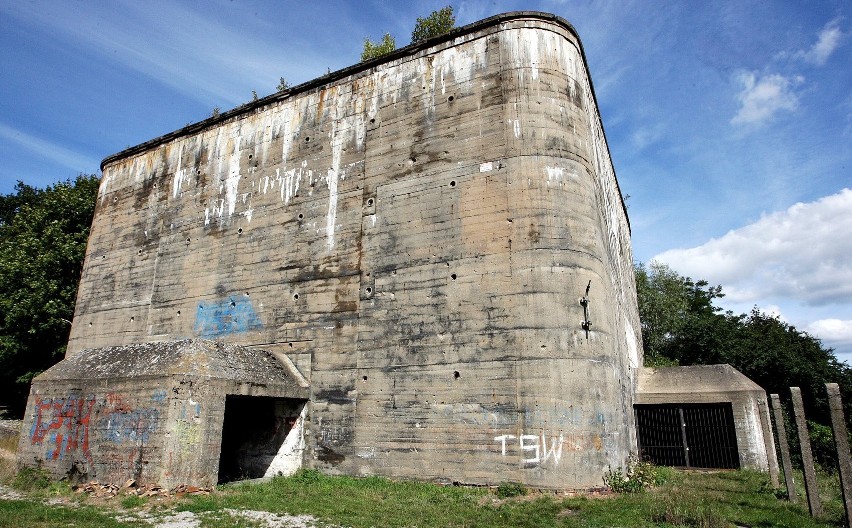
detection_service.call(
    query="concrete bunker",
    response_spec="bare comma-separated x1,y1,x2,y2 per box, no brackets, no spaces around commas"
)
18,340,309,488
20,12,647,489
636,364,778,473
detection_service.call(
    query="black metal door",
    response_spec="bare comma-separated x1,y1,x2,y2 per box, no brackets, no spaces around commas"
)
634,403,740,469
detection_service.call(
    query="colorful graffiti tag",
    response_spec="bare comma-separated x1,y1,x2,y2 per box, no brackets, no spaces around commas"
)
193,296,262,338
29,392,163,463
30,395,95,462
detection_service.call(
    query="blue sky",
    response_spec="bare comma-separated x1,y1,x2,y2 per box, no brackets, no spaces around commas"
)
1,1,850,361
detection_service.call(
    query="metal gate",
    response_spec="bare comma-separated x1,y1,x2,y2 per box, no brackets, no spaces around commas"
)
634,403,740,469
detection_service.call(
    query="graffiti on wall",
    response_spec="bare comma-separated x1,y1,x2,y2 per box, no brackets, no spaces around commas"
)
29,395,95,462
29,391,162,463
194,296,262,338
494,432,605,467
98,393,160,444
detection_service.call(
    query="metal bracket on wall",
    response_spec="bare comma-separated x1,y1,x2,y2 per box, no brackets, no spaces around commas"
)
579,280,592,338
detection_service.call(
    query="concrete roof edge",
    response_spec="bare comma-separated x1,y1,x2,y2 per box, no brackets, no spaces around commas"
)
638,364,767,393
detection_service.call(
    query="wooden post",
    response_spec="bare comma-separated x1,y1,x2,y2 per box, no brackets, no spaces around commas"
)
791,387,822,517
771,393,797,503
826,383,852,527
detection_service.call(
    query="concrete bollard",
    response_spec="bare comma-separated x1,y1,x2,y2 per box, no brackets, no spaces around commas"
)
791,387,822,517
770,393,797,503
826,383,852,527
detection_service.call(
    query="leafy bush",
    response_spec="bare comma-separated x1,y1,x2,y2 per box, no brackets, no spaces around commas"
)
411,6,456,43
361,33,396,62
603,456,667,493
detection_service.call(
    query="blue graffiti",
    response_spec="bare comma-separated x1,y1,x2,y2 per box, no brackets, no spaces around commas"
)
99,408,160,444
193,296,263,338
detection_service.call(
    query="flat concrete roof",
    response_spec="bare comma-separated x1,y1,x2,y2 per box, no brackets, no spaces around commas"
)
637,364,765,400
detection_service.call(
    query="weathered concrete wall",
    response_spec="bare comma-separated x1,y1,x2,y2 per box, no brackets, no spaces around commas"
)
55,12,639,489
636,365,779,473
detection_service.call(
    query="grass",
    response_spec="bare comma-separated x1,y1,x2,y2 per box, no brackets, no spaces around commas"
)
168,468,841,528
0,437,846,528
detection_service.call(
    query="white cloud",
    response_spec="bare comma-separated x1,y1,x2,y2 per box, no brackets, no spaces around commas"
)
806,319,852,346
795,18,843,66
731,72,803,125
654,188,852,307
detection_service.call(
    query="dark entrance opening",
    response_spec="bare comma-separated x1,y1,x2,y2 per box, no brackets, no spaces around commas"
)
218,395,306,483
634,403,740,469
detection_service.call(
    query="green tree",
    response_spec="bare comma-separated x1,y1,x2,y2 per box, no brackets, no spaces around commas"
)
0,175,100,415
634,261,724,365
277,77,290,92
410,6,456,43
361,33,396,62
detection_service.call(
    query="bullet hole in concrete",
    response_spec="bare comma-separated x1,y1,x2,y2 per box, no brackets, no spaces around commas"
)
238,228,243,235
362,375,368,381
88,322,93,327
138,249,143,255
305,136,310,142
449,180,456,187
102,255,106,259
288,343,293,348
369,118,375,124
230,301,236,307
365,287,373,295
293,293,300,300
197,169,201,175
177,310,181,316
451,273,457,281
298,213,304,220
113,196,118,203
447,95,455,102
130,317,135,323
366,272,371,277
454,371,460,379
367,198,374,207
186,237,191,245
410,157,417,163
248,154,253,159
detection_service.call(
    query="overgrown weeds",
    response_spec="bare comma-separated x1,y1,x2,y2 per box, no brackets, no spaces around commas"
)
603,456,670,493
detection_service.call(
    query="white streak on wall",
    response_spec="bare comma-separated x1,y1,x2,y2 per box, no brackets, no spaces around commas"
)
545,166,563,184
625,320,639,369
172,148,187,198
514,120,521,138
224,138,242,218
326,88,345,250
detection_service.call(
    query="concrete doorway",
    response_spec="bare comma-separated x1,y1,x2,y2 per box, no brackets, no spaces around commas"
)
218,396,307,483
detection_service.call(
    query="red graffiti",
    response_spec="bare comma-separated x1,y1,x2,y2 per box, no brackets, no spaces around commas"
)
30,395,95,462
